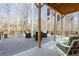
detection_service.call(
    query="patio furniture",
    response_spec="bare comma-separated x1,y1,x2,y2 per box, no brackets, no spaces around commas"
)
26,33,31,38
4,34,8,38
68,35,79,45
0,32,1,40
51,33,53,35
34,32,42,41
24,31,31,38
42,33,47,38
34,32,47,41
56,35,79,56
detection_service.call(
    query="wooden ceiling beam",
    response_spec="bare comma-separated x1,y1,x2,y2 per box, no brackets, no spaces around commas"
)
46,3,79,15
59,4,79,15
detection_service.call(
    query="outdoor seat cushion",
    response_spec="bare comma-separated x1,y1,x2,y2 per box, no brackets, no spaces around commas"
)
68,35,79,45
67,40,79,55
56,42,69,54
56,36,79,55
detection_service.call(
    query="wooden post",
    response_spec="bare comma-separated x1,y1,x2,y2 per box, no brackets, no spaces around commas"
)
46,17,49,33
53,11,56,41
60,15,63,37
38,3,42,48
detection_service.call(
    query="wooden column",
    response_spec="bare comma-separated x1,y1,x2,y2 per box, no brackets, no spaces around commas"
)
53,11,56,41
60,15,63,37
38,3,42,48
46,17,49,33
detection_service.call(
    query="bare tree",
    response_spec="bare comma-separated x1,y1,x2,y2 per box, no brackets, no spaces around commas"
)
16,3,31,35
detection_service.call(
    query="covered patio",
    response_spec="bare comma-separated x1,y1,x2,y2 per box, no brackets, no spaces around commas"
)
15,3,79,56
36,3,79,48
0,3,79,56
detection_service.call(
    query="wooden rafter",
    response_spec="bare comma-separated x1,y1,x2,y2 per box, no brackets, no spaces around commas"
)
46,3,79,15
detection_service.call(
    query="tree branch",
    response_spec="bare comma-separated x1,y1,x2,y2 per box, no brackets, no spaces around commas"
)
35,3,38,8
41,3,44,7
